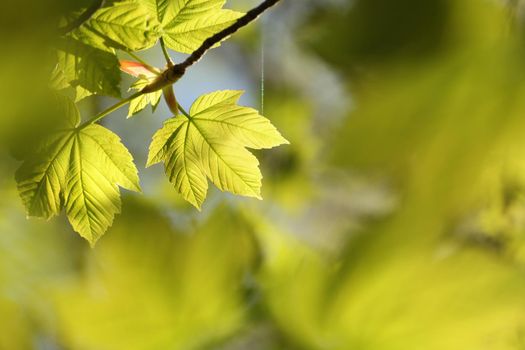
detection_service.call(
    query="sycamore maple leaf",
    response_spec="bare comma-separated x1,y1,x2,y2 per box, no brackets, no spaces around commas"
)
15,96,141,245
142,0,244,53
147,90,288,209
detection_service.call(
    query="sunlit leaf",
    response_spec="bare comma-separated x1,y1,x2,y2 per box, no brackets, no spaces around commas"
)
16,99,141,245
78,1,160,51
147,90,288,209
161,9,243,54
127,78,163,117
142,0,244,54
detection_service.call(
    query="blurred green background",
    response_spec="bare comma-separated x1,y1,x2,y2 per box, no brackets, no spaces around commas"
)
3,0,525,349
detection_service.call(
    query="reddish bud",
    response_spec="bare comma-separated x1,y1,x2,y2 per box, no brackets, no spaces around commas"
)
119,60,158,79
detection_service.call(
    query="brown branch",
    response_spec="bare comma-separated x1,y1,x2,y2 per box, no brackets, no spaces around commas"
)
59,0,106,36
142,0,282,93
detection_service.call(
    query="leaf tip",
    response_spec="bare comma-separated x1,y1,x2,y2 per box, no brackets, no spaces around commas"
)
188,200,203,211
145,159,156,168
130,183,142,194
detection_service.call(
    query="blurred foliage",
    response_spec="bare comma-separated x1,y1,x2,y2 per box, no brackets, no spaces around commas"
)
3,0,525,349
52,200,258,350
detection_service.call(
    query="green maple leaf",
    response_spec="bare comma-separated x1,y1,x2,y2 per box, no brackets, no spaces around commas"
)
143,0,244,54
56,36,121,99
147,90,288,209
55,1,161,99
16,97,141,246
76,1,160,52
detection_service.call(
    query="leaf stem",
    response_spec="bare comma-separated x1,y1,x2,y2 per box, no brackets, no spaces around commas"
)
160,38,174,67
125,51,160,75
178,104,191,118
78,92,142,129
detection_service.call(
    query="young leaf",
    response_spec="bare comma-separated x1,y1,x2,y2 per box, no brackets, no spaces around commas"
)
119,59,158,79
147,90,288,209
16,99,141,246
142,0,244,54
120,60,162,117
127,78,163,117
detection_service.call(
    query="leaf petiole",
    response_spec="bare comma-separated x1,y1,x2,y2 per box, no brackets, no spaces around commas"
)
178,104,191,118
160,38,174,67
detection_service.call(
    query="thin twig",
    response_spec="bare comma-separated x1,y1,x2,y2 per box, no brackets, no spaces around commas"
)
79,92,142,129
59,0,106,36
142,0,282,93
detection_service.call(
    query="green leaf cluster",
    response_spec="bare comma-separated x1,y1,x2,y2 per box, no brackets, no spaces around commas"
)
56,0,244,100
15,1,287,245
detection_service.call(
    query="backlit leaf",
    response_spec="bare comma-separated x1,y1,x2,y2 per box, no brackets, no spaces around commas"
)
142,0,244,54
127,78,163,117
77,1,160,51
147,90,288,209
16,99,141,245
